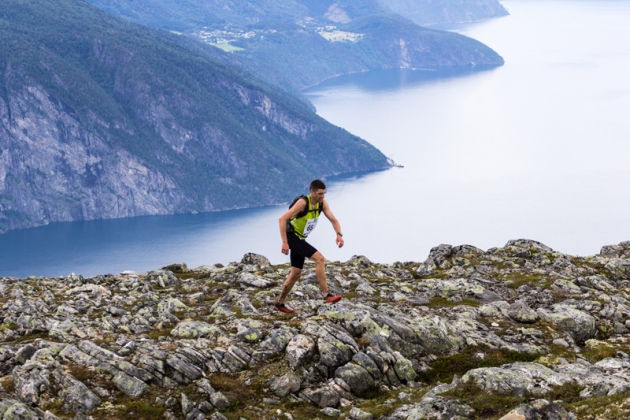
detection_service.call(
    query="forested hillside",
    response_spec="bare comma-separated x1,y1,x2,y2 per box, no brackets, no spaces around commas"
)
0,0,389,233
87,0,506,90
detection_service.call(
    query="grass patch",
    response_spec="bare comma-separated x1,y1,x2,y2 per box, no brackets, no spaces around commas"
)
0,322,19,332
501,274,547,289
581,339,630,363
14,331,49,344
443,382,525,418
146,328,172,340
566,393,630,419
417,346,538,385
0,375,15,393
426,297,481,309
353,386,427,418
175,273,210,280
118,401,166,419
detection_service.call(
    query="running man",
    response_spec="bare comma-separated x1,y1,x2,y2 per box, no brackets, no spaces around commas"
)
275,179,344,313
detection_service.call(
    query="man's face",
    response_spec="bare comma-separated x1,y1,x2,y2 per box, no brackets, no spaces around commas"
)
311,188,326,203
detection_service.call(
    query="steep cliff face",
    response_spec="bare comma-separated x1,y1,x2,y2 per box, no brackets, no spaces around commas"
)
0,0,389,233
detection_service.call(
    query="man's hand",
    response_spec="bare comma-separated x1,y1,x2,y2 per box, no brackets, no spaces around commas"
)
282,241,289,255
336,235,344,248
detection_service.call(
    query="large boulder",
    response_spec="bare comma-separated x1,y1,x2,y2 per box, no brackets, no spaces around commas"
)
424,244,453,267
391,396,475,420
600,241,630,259
605,260,630,280
537,304,596,342
499,399,572,420
318,335,354,368
508,301,539,324
269,372,301,397
335,363,375,397
237,272,274,288
241,253,270,266
286,334,315,369
54,370,102,413
462,362,572,396
170,321,221,339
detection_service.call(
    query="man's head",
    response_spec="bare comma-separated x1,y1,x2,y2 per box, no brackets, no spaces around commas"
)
309,179,326,203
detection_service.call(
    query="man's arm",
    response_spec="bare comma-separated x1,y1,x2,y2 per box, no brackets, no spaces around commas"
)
279,199,308,254
322,199,344,248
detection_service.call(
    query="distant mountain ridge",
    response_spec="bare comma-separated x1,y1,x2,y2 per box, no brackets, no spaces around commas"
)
87,0,507,90
0,0,389,234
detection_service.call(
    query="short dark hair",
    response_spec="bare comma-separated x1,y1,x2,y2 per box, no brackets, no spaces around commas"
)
310,179,326,192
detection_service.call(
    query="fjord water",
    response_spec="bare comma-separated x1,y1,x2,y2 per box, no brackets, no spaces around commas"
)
2,0,630,277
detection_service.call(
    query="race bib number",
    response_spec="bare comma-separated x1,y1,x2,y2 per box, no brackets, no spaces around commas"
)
303,218,319,237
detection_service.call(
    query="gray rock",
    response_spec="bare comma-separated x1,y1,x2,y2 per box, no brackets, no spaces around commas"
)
112,371,150,398
286,334,315,369
335,363,375,396
269,372,301,397
349,407,374,420
508,301,539,324
537,304,596,342
181,393,193,415
462,362,572,396
352,352,382,380
499,399,571,420
321,407,341,417
210,412,229,420
162,263,188,273
147,270,181,287
393,396,475,420
301,387,340,408
171,321,221,339
424,244,453,267
15,345,37,364
209,391,229,409
241,253,270,266
237,272,274,288
54,371,101,413
1,401,41,420
251,328,293,364
318,335,354,368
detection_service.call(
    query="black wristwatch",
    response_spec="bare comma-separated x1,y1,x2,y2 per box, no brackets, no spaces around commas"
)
337,232,343,237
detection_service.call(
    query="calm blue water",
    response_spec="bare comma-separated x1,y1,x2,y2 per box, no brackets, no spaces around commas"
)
2,0,630,277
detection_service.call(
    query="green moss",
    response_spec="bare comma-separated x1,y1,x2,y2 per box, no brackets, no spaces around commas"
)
120,401,166,418
146,328,172,340
581,340,630,363
0,322,19,332
417,345,538,385
501,274,548,289
443,382,525,418
425,297,481,309
566,393,630,419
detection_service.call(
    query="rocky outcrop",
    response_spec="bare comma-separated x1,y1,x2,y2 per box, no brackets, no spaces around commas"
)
0,0,390,234
3,240,630,419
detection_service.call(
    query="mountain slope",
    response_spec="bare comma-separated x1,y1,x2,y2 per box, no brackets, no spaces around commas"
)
87,0,506,90
0,0,390,233
379,0,509,26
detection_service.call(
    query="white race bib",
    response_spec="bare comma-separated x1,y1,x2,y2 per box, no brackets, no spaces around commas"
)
303,218,319,237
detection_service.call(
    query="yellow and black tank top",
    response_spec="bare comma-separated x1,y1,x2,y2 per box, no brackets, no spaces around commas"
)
289,195,322,239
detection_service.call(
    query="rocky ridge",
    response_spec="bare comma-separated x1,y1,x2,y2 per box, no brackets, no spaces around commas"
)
3,240,630,419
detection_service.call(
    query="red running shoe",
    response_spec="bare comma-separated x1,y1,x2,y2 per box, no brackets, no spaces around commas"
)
323,293,342,304
274,303,296,313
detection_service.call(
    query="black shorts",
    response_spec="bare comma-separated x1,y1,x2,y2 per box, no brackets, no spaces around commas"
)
287,233,317,269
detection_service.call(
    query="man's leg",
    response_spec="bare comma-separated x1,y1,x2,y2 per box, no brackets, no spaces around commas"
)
310,251,329,296
311,251,342,303
278,267,302,303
